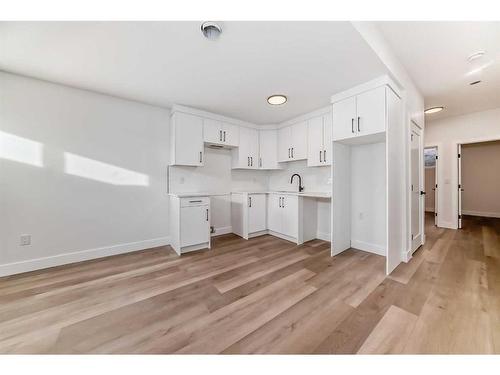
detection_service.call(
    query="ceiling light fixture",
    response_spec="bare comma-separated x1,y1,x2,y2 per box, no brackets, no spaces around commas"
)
201,21,222,40
424,106,444,114
267,95,287,106
467,51,486,62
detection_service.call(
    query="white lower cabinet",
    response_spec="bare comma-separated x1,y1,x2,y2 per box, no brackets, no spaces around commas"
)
169,196,210,254
267,194,299,240
231,193,267,239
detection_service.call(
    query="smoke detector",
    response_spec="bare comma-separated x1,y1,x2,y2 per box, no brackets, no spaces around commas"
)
201,21,222,40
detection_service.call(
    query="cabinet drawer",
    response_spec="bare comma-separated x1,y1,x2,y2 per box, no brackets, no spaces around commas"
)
180,197,210,207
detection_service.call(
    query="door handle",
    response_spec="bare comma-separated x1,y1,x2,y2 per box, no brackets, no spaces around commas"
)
351,118,355,133
357,116,360,132
420,191,426,195
223,131,226,142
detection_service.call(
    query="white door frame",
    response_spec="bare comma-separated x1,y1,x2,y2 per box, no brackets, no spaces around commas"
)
410,121,424,253
457,144,463,229
424,145,439,226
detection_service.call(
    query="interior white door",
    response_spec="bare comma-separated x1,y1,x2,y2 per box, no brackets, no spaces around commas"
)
291,121,307,160
322,112,333,165
410,125,423,252
222,122,239,147
248,194,266,233
332,96,356,141
267,194,282,233
307,116,324,167
281,195,298,239
278,126,291,162
203,118,222,144
458,144,463,229
356,86,386,136
180,205,209,247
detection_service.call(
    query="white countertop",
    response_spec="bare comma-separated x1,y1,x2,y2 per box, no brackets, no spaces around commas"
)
170,191,331,199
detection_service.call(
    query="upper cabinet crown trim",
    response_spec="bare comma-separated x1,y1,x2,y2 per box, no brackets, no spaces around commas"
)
171,104,259,129
277,105,331,129
330,75,403,104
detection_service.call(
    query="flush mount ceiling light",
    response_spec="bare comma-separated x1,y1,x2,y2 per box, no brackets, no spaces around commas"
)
267,95,287,106
467,50,486,62
201,21,222,40
424,106,444,114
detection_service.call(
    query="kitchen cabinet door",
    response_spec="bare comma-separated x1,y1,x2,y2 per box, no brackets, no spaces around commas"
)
248,194,267,233
322,112,333,165
259,129,280,169
278,126,291,162
307,116,324,167
180,205,209,247
291,121,307,160
267,194,282,233
332,96,356,141
356,86,386,136
222,122,239,147
203,118,223,144
172,112,204,166
281,195,298,239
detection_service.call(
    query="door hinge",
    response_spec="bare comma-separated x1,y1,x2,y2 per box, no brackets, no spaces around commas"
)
458,153,461,158
435,212,437,217
458,184,462,189
435,184,438,188
458,214,462,219
411,234,414,240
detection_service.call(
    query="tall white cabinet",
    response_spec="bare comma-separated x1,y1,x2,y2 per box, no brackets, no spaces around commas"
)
331,77,405,275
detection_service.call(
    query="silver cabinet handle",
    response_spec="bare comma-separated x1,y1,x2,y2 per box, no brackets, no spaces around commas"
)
351,118,355,133
357,116,360,132
223,131,226,142
199,151,202,163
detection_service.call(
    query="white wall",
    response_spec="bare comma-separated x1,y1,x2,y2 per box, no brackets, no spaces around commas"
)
0,72,171,276
425,107,500,228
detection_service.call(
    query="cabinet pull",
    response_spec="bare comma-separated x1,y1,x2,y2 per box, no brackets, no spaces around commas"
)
189,200,202,203
282,196,285,208
323,150,326,162
247,157,250,166
219,130,222,141
288,148,290,158
319,150,322,162
248,196,252,207
291,148,294,159
357,116,360,132
279,197,282,208
351,118,355,133
259,157,262,168
223,131,226,142
206,208,209,221
199,151,203,163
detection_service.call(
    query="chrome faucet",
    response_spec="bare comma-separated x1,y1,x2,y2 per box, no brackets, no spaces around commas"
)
290,173,304,192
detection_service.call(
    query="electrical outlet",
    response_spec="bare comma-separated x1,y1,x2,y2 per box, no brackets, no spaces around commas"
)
20,234,31,246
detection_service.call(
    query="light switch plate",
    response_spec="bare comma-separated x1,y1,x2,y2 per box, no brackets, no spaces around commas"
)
20,234,31,246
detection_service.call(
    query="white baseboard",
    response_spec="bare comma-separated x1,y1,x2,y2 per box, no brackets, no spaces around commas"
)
316,231,331,242
211,226,232,237
439,220,456,229
0,236,171,277
462,210,500,218
351,239,386,256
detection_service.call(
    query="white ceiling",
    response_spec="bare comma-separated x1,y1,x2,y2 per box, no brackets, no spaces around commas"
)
377,21,500,121
0,21,387,124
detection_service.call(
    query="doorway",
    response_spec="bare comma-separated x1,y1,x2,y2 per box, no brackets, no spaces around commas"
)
410,122,424,253
424,146,438,226
457,140,500,229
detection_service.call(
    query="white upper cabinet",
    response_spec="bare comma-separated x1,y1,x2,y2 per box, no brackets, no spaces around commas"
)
170,112,204,166
232,126,259,169
203,118,239,147
332,86,386,141
307,112,333,166
278,121,307,162
258,129,281,170
355,86,386,137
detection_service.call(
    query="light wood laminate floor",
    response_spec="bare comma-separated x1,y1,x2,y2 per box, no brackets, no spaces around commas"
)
0,213,498,354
